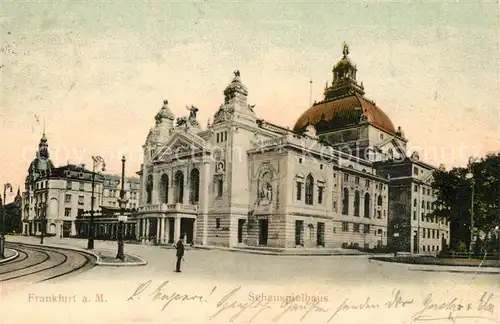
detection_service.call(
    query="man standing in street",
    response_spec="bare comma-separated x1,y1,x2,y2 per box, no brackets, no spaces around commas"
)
174,238,184,272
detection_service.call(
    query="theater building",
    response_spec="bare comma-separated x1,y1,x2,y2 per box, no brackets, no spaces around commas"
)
135,44,449,251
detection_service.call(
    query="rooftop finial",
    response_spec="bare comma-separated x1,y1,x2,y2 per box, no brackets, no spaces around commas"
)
342,42,349,58
234,70,240,78
163,99,168,106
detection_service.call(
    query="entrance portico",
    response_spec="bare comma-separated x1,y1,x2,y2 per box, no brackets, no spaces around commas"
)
137,203,198,244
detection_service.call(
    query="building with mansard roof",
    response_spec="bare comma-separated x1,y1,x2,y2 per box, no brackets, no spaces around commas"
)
21,134,140,238
135,44,449,253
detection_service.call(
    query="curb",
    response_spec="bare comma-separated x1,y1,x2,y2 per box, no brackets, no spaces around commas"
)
0,248,20,264
408,266,500,274
190,245,367,256
369,258,500,274
95,251,147,267
6,241,147,267
7,241,100,263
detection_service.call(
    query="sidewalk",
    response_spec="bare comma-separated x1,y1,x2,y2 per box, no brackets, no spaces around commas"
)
9,235,375,257
5,236,147,266
408,264,500,274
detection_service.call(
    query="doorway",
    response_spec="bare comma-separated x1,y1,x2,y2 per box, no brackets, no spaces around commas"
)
168,218,175,243
413,231,418,253
317,222,325,247
62,221,72,238
180,218,195,244
295,220,304,246
238,219,245,243
258,219,268,246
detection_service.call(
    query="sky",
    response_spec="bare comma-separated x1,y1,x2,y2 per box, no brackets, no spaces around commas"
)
0,0,498,203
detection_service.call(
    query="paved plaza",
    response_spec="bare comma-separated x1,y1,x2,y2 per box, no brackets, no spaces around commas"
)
3,236,500,324
5,236,500,285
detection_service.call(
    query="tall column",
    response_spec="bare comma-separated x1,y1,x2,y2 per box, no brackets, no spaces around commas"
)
146,218,150,239
152,172,159,205
184,166,190,205
199,161,211,245
71,221,76,236
158,218,163,243
193,219,197,244
156,217,161,243
142,219,146,242
360,195,365,219
169,170,175,204
174,216,181,241
165,217,171,243
164,218,168,243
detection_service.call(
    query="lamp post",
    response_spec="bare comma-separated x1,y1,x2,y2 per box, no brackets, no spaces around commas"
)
0,183,13,259
88,156,106,250
116,156,128,261
39,201,47,244
495,226,499,260
465,157,477,258
393,224,399,257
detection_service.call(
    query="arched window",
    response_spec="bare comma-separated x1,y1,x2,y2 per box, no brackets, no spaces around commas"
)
421,200,425,208
189,168,200,204
305,174,314,205
342,188,349,215
146,174,153,204
160,174,169,203
174,171,184,203
354,190,360,216
427,201,430,209
413,198,417,207
364,193,370,218
377,195,383,218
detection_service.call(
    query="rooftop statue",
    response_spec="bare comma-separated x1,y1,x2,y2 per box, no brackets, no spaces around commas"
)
342,42,349,57
186,105,199,121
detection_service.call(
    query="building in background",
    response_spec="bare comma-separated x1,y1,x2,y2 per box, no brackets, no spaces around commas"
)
2,188,22,234
74,175,140,240
21,134,139,238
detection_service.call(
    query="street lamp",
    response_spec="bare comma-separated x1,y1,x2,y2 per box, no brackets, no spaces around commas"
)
465,157,478,257
393,224,399,257
495,226,499,260
0,183,13,259
116,156,128,261
38,202,47,244
88,156,106,250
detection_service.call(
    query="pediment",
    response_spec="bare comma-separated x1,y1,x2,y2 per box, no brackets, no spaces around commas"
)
153,131,209,162
419,169,434,184
377,138,407,160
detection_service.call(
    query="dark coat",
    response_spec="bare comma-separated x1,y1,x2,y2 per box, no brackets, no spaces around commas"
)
175,240,184,258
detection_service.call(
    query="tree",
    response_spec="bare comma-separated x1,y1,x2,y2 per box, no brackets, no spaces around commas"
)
431,153,500,251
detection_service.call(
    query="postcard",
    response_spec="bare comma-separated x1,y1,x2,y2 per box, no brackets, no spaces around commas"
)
1,1,499,324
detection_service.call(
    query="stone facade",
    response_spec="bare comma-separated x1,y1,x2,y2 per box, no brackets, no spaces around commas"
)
135,45,450,253
21,136,140,237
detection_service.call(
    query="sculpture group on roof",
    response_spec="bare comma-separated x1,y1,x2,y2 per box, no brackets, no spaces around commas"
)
176,105,200,127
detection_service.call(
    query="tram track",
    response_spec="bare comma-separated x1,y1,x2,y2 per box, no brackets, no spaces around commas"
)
0,248,50,275
1,242,96,286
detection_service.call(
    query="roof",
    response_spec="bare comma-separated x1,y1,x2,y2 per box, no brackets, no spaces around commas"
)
293,93,396,134
49,164,104,182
